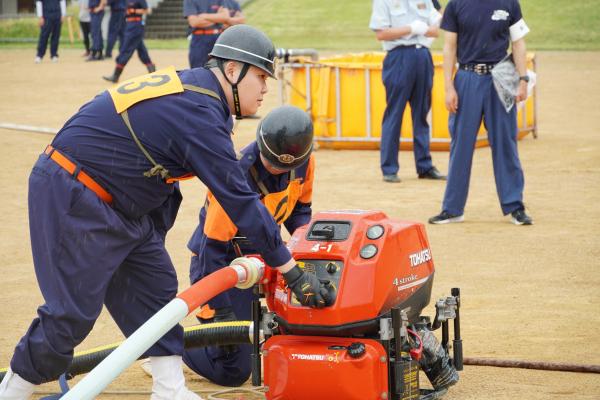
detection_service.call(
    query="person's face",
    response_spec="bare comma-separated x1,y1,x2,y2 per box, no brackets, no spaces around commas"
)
260,153,288,175
227,64,269,116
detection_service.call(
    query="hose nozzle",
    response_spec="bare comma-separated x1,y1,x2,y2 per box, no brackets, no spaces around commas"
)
231,257,265,289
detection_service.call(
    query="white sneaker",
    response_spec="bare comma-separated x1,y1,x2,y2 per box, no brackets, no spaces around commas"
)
51,56,58,63
34,57,42,64
139,358,152,377
0,368,35,400
150,356,203,400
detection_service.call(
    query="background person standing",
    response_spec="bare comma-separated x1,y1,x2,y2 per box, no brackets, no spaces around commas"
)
78,0,91,57
34,0,66,63
369,0,446,183
183,0,229,69
105,0,127,58
429,0,533,225
87,0,106,61
103,0,156,82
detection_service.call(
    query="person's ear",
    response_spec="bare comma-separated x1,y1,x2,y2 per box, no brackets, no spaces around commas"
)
224,60,238,81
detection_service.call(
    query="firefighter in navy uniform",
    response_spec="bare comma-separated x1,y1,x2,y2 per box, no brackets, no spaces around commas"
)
87,0,105,60
105,0,127,58
184,0,230,69
180,106,315,386
103,0,156,83
34,0,66,63
0,25,330,400
428,0,534,225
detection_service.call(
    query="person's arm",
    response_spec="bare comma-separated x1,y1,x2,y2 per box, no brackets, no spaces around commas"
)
93,0,106,13
225,9,245,27
370,0,428,41
509,1,530,102
425,6,442,38
440,1,459,113
179,113,293,271
512,38,528,102
60,0,66,21
132,0,149,15
187,7,229,28
36,1,44,26
443,31,458,113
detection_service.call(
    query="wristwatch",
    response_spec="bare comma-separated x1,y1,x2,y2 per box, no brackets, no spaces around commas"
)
519,75,530,83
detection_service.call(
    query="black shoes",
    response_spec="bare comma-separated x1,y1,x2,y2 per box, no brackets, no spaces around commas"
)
419,166,446,180
511,208,533,225
103,66,123,83
428,211,464,224
383,174,401,183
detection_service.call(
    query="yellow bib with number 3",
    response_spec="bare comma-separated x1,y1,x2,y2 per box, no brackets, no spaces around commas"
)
108,66,184,113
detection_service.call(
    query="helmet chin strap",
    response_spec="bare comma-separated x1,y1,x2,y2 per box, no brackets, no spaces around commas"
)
217,59,250,120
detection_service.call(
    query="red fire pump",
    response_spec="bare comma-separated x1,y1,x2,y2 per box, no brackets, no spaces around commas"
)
250,210,463,400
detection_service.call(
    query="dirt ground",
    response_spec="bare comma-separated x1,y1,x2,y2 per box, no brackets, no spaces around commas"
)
0,49,599,399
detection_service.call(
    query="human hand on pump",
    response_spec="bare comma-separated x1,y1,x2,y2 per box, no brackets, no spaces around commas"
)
409,20,429,36
283,265,332,308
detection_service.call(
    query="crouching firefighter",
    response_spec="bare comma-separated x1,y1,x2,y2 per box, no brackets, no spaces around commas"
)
0,25,330,400
184,105,316,387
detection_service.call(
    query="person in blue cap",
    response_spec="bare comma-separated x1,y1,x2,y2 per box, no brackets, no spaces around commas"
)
34,0,67,63
370,0,446,183
0,25,330,400
429,0,533,225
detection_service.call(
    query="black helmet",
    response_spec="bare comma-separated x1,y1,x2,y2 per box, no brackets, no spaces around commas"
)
257,106,314,171
209,25,276,77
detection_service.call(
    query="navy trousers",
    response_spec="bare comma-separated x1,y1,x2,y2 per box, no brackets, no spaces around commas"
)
442,70,525,216
105,10,125,57
116,24,152,67
380,46,434,176
182,256,257,387
36,16,62,58
90,11,104,52
189,34,219,69
10,154,183,384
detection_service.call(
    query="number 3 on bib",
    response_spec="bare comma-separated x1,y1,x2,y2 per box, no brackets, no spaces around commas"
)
108,66,184,113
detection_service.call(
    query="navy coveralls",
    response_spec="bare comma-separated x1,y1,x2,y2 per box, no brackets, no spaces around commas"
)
36,0,63,59
440,0,528,216
105,0,126,57
115,0,153,69
89,0,104,54
370,0,442,177
183,142,314,386
184,0,226,69
9,68,291,385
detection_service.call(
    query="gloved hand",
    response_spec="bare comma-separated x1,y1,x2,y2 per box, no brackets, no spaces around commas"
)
283,265,332,309
409,20,429,36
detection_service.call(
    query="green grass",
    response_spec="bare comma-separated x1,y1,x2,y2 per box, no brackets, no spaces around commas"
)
2,0,599,50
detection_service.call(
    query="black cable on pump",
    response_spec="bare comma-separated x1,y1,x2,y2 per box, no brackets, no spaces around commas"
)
217,59,250,120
